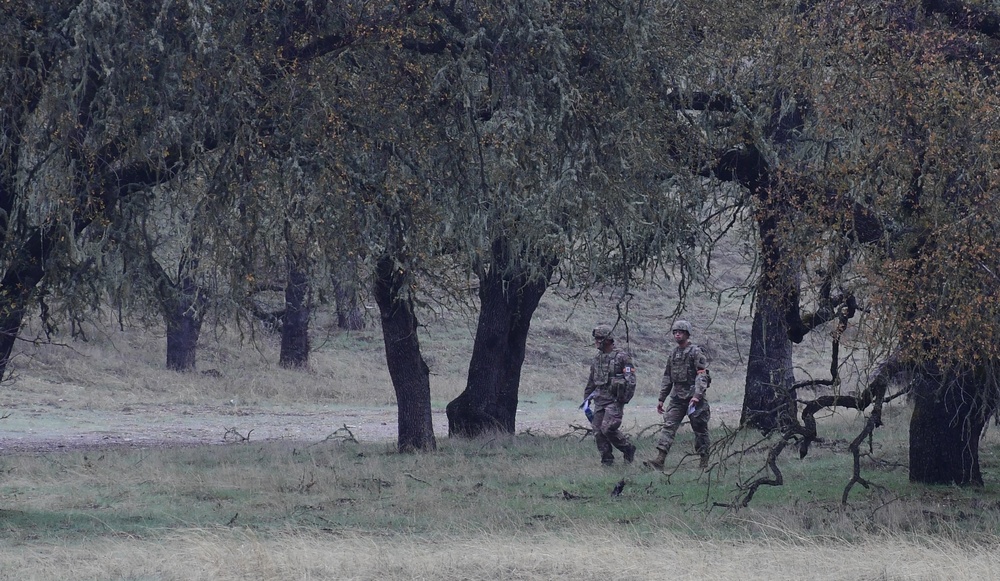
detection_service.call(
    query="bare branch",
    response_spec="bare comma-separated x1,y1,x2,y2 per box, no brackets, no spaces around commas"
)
223,427,253,443
736,437,789,507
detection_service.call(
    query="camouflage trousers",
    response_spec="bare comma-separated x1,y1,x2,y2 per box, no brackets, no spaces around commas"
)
655,396,711,457
591,402,634,463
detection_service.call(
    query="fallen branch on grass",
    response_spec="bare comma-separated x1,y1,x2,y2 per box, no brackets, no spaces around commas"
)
308,424,359,447
565,423,593,441
404,472,431,485
635,422,664,439
223,427,253,443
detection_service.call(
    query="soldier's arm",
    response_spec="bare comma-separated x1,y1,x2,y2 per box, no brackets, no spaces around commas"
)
692,348,710,400
658,362,672,403
584,366,597,401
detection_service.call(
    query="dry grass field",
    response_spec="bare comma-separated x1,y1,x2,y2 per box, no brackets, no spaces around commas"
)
4,529,1000,581
2,276,1000,580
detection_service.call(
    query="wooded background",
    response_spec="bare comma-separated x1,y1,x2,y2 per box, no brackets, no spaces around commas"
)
4,0,1000,492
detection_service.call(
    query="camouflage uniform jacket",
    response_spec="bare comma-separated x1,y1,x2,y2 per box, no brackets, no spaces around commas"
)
658,343,709,401
585,348,637,409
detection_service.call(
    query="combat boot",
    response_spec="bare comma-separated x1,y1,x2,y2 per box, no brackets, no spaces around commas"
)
643,449,667,470
623,444,636,464
699,454,710,470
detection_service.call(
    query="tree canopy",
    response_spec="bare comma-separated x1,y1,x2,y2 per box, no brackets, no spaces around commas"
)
4,0,1000,478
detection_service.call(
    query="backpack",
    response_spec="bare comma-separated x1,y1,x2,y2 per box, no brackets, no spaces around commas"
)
616,376,636,404
611,357,636,404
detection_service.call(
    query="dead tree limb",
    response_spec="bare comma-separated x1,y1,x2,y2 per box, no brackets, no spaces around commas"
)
736,437,789,507
635,422,665,439
729,326,904,507
567,423,593,441
223,427,253,443
841,362,893,503
308,424,359,446
404,472,431,485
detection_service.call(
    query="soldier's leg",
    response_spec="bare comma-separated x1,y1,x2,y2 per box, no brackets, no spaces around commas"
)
601,403,635,463
689,401,712,467
656,399,687,454
645,399,685,469
591,409,614,465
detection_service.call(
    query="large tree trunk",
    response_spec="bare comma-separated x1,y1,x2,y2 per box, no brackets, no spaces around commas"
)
280,259,311,368
0,294,29,381
909,368,994,486
0,233,46,380
165,276,204,372
741,296,796,433
741,191,797,433
373,255,436,452
714,144,800,433
446,242,555,437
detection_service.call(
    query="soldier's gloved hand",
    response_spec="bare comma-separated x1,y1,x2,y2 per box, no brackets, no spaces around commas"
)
656,400,665,415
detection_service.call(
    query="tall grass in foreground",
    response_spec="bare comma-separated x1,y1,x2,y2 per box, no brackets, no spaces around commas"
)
4,417,1000,580
3,529,1000,581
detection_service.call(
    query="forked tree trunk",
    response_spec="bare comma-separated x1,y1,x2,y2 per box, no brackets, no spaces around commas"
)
280,261,310,368
446,242,555,437
373,255,436,452
909,369,993,486
165,276,204,372
714,144,800,433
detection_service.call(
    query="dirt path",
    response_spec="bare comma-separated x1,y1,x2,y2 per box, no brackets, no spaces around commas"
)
0,400,743,454
0,404,429,453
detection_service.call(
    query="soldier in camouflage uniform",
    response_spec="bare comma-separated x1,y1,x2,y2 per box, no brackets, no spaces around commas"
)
644,320,711,470
583,324,637,466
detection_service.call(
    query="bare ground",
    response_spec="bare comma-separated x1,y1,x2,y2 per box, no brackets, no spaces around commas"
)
0,399,743,454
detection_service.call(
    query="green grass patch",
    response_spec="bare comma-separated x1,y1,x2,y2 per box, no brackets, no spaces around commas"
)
5,416,1000,545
